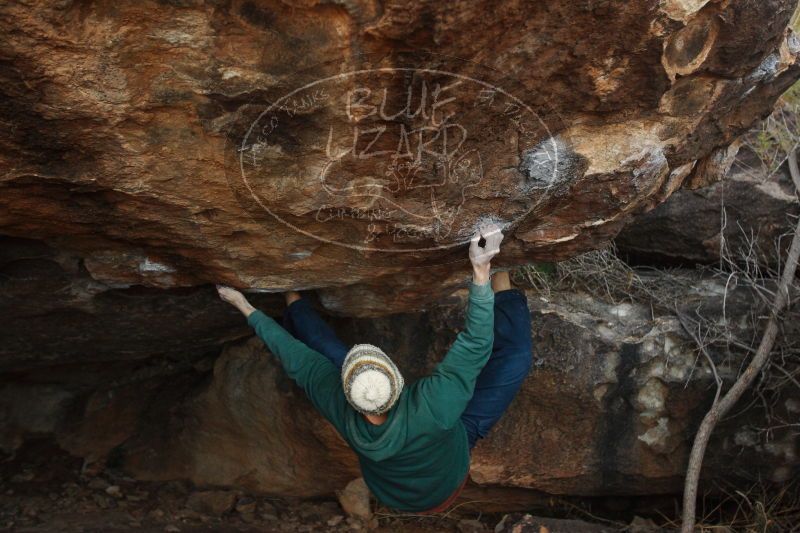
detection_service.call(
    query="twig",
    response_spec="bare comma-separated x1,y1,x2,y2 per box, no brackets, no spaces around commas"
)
681,150,800,532
771,363,800,390
677,311,724,405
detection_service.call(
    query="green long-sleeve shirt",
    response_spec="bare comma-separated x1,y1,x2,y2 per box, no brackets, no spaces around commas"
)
246,281,495,512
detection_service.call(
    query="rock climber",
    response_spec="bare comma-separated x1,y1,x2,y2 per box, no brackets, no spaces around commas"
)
216,223,533,514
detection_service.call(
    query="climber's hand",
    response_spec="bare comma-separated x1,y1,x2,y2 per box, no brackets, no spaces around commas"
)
217,285,244,305
216,285,256,317
469,223,503,284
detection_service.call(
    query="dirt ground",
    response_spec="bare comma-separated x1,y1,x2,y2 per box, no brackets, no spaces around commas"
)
2,438,678,532
0,438,506,532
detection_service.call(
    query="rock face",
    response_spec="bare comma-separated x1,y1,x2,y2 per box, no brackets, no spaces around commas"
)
2,0,800,516
0,236,280,372
17,275,789,505
616,147,800,266
1,0,799,315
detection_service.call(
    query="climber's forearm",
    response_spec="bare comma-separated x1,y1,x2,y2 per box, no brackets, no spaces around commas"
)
247,310,341,391
473,263,491,286
416,281,494,427
236,299,256,317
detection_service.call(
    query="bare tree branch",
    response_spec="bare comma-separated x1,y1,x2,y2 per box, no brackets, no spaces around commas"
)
677,311,723,405
681,149,800,532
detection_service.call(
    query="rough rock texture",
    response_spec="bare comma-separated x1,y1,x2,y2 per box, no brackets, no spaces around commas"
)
9,275,792,506
0,236,281,372
2,0,800,518
2,0,800,315
616,147,800,266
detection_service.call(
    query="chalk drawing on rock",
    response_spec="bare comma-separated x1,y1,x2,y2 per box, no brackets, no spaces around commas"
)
231,64,572,253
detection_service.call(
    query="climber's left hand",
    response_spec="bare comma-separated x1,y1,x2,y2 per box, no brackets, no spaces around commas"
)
217,285,244,304
217,285,256,317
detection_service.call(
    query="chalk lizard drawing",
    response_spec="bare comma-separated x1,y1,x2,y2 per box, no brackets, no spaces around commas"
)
236,67,562,252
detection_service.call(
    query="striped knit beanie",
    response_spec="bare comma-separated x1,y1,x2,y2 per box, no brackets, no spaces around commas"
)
341,344,404,416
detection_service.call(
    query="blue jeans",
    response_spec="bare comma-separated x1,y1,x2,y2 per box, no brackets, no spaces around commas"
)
281,289,533,450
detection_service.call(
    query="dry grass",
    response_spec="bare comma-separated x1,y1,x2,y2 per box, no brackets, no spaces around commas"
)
733,4,800,181
511,244,705,313
512,238,799,530
793,4,800,34
742,83,800,179
657,479,800,532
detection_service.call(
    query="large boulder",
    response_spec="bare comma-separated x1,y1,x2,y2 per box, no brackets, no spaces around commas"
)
1,0,799,315
0,235,279,371
616,146,800,266
2,242,796,507
62,275,794,505
1,0,799,515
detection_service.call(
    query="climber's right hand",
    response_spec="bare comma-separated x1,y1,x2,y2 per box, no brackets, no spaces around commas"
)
469,222,504,271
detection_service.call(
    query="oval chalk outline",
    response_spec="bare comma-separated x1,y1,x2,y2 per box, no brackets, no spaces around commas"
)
239,67,558,253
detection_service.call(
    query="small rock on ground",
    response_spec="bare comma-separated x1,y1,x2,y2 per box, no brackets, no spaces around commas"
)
494,513,618,533
458,518,486,532
337,477,372,522
185,490,237,516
